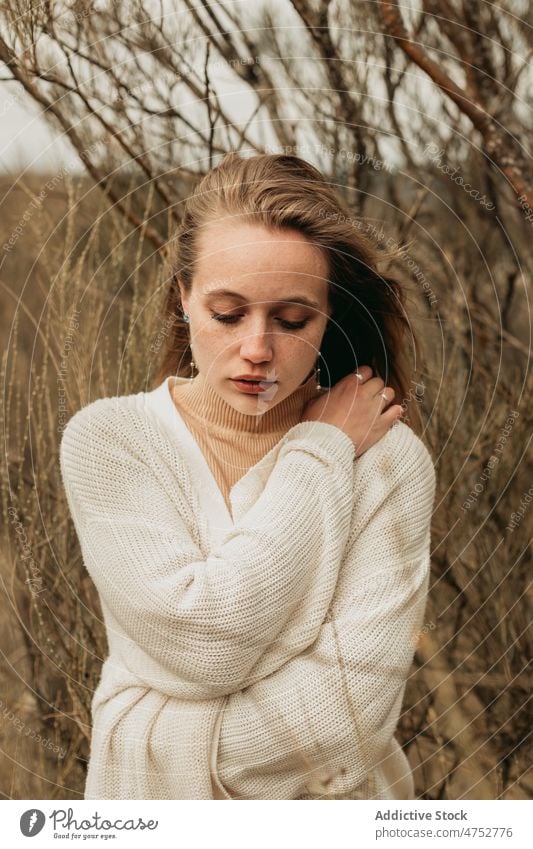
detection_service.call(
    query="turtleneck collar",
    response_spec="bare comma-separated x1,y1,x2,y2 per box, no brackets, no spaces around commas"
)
170,369,322,437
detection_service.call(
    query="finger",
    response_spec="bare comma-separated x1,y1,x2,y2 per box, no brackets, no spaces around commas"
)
365,376,385,393
353,365,372,383
381,403,403,423
352,367,372,383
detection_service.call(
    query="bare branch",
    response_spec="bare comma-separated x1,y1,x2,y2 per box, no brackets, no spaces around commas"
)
379,0,533,208
0,33,165,250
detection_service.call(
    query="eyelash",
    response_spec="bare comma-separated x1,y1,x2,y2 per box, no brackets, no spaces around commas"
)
210,312,309,331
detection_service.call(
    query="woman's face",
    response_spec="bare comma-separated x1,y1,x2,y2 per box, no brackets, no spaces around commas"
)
179,220,331,414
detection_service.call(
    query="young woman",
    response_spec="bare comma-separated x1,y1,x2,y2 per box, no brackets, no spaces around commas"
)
60,153,436,800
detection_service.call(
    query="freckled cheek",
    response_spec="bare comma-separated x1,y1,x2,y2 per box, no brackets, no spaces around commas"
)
298,325,325,352
282,333,317,354
197,324,228,348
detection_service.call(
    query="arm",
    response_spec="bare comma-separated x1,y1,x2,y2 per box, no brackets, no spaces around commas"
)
59,400,356,696
212,422,436,799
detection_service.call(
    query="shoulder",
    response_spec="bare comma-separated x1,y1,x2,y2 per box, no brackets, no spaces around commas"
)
59,387,171,479
60,390,142,454
355,420,436,495
345,422,436,548
58,386,196,524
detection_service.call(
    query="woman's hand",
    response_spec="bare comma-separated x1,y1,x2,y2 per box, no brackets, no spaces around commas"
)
300,365,404,457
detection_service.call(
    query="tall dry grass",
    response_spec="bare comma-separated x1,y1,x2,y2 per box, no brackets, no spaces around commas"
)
1,172,168,798
0,170,531,800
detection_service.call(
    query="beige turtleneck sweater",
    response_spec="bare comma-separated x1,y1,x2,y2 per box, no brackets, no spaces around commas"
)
170,370,322,514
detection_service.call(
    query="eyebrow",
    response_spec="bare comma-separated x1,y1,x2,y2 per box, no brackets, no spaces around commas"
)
203,288,320,309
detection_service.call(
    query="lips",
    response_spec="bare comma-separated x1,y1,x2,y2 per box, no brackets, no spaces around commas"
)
231,378,276,394
233,376,273,382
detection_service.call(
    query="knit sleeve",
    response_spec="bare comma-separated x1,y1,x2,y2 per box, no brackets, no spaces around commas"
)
212,423,436,799
59,401,356,696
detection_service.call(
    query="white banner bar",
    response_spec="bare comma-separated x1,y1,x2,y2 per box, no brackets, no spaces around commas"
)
3,799,530,848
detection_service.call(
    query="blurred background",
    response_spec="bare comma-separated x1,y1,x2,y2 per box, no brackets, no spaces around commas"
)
0,0,531,800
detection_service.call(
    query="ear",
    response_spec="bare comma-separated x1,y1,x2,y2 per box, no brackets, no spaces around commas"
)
177,280,189,314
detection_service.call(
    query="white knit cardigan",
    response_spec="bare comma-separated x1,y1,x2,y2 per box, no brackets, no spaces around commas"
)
59,375,436,800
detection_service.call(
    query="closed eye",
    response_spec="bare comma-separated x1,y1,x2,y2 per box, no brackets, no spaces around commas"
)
210,312,309,331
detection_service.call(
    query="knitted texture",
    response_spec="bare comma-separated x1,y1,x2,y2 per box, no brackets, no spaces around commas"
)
59,375,436,799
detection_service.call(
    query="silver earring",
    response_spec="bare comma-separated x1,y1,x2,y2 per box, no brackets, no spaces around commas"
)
316,351,322,390
182,312,195,378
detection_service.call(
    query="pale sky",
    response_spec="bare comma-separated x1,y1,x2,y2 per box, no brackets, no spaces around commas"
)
0,82,267,175
0,82,82,173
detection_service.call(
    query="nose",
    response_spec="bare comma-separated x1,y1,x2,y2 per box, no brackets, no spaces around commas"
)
239,323,273,363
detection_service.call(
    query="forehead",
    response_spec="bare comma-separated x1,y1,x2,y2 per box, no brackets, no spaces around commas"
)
193,220,329,300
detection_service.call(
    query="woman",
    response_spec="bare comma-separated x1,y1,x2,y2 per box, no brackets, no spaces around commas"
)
60,152,436,800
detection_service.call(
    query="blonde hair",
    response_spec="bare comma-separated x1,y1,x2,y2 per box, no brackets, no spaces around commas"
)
154,152,422,434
